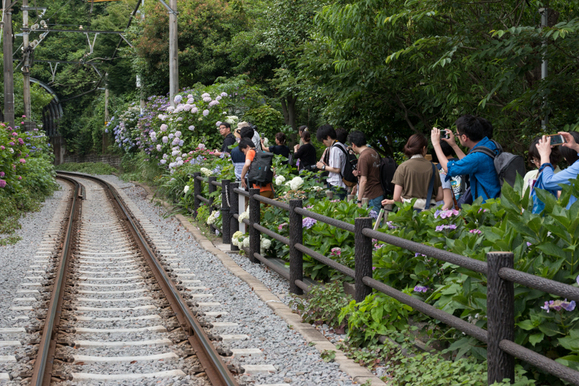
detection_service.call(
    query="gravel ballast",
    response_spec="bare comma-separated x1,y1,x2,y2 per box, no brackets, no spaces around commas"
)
97,175,364,386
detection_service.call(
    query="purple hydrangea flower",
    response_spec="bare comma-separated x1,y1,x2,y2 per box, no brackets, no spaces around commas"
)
369,210,378,219
414,285,428,293
435,224,458,231
302,217,317,229
469,229,482,234
0,179,6,188
202,110,210,116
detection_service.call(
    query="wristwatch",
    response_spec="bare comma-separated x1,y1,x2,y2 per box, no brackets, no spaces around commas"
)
321,165,326,170
357,200,362,203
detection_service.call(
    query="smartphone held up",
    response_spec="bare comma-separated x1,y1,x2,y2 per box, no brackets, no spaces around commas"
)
547,134,566,146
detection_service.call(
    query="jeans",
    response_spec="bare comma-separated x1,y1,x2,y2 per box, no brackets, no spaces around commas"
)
328,183,347,200
368,195,384,214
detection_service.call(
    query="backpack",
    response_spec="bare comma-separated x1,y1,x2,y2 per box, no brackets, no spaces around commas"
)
333,143,358,188
379,156,398,198
247,150,274,184
471,140,526,188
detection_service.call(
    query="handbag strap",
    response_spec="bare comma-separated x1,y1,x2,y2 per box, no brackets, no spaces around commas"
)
425,163,436,210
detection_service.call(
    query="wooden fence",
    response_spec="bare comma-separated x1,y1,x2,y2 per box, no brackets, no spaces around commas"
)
192,172,579,385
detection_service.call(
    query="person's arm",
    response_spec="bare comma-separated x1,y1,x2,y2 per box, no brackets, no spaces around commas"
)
382,185,403,206
431,128,449,173
240,158,252,188
357,176,367,206
316,147,341,173
440,187,451,207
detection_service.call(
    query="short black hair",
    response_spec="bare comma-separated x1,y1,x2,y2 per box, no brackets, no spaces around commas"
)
440,141,455,157
455,115,485,142
220,122,231,129
239,138,255,151
240,126,254,140
348,131,366,147
336,128,348,144
529,136,562,166
477,117,493,140
316,124,336,142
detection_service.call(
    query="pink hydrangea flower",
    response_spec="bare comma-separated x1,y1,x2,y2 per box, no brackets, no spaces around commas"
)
19,159,26,163
0,179,6,188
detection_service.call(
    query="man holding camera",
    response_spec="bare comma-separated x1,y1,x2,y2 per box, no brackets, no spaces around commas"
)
316,124,347,200
349,131,383,213
431,115,500,203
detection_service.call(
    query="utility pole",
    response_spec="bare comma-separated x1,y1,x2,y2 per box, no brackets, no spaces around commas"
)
3,0,15,127
22,0,32,126
540,7,549,130
103,84,109,153
168,0,178,106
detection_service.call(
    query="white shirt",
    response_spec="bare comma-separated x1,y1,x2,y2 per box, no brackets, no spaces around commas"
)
327,143,346,188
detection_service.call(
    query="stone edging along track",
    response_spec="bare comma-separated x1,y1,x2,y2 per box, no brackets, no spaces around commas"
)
136,182,386,386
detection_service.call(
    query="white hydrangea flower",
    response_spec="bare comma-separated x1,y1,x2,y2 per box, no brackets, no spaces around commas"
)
238,209,249,223
242,237,250,248
183,185,190,193
275,175,286,186
200,167,212,177
289,177,304,191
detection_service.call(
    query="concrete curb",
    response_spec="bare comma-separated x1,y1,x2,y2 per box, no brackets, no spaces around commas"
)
136,182,386,385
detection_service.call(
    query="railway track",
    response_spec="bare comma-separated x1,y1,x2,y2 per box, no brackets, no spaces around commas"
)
3,173,239,385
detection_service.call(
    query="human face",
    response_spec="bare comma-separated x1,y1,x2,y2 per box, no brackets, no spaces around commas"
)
219,125,229,137
322,137,333,147
456,131,466,146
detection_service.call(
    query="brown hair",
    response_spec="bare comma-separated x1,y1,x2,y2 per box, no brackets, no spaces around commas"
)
403,133,428,158
275,132,286,144
301,131,311,143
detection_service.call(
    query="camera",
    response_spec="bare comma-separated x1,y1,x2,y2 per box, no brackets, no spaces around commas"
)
304,164,319,172
441,130,450,139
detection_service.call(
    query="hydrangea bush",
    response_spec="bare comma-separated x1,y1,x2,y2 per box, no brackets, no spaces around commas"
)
1,123,58,244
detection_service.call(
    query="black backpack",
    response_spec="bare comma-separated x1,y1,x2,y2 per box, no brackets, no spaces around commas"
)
471,140,525,188
333,143,358,188
247,151,274,184
379,156,398,198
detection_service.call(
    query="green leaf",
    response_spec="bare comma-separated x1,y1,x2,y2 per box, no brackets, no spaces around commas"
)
528,332,544,346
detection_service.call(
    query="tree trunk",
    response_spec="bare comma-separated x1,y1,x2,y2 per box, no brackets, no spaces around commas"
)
281,98,289,125
287,95,297,131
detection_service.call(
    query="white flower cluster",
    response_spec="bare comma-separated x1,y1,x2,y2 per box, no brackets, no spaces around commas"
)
238,209,249,223
225,115,238,125
275,175,286,186
183,185,190,194
260,235,272,254
207,210,220,225
200,167,212,177
285,176,304,191
310,185,323,191
231,231,246,248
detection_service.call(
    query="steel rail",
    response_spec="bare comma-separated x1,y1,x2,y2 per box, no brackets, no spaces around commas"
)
30,175,82,386
56,171,238,386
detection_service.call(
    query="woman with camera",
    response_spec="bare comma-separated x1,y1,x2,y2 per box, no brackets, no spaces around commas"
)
381,133,443,211
293,130,317,171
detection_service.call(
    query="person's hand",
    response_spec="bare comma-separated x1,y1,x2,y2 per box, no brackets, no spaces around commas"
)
381,198,393,206
241,179,247,189
536,135,552,163
294,144,299,152
352,169,360,177
316,161,325,169
442,129,455,144
560,132,579,152
431,128,441,144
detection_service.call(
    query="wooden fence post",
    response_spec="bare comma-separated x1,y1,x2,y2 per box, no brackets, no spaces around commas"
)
487,252,515,385
207,176,217,234
248,188,261,263
229,182,239,251
221,179,231,244
354,217,373,302
193,172,201,217
289,199,303,295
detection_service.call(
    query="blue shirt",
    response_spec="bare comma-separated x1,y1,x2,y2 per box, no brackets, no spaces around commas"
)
446,137,501,202
540,159,579,209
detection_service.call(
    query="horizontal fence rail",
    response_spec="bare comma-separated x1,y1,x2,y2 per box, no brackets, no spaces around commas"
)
191,175,579,386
